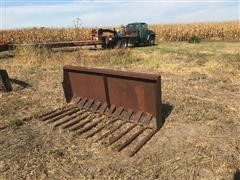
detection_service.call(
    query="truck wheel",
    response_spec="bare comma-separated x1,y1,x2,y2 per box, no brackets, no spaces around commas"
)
102,44,107,49
148,36,155,46
134,42,140,47
120,39,128,49
115,40,122,49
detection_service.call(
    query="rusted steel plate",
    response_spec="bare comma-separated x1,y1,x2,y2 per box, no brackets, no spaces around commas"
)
107,78,156,116
0,70,12,92
63,66,162,130
63,69,107,103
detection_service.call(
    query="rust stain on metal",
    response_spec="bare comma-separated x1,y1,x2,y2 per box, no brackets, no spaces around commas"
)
38,66,163,157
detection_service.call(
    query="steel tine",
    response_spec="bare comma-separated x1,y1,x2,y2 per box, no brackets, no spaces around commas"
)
95,120,124,142
105,105,116,116
98,103,108,114
132,111,143,123
111,106,124,118
86,105,123,138
123,109,134,122
108,124,137,145
68,103,108,131
116,128,146,152
142,113,152,128
108,110,143,145
61,113,90,129
85,124,106,138
71,97,81,104
69,114,97,131
53,110,87,127
76,116,105,135
96,109,133,140
46,108,79,123
38,108,58,119
77,97,88,109
40,106,75,121
85,106,123,139
83,99,94,110
90,101,101,112
86,117,118,139
129,130,157,157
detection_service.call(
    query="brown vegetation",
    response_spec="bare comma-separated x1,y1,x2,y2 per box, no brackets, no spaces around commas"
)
1,21,239,43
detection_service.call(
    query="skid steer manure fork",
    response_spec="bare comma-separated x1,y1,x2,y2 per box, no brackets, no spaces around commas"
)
38,66,163,157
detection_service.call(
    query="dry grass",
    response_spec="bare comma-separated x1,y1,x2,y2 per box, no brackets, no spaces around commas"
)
1,21,239,43
0,41,240,179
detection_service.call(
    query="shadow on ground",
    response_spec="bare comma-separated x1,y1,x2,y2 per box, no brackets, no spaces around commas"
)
234,169,240,180
10,78,31,90
161,102,174,125
9,78,32,91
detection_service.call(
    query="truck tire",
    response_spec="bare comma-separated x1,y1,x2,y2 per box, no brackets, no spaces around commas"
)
102,44,107,49
115,40,122,49
148,36,155,46
134,42,140,47
120,39,128,49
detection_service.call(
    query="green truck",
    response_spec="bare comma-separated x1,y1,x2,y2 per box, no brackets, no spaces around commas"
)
121,22,156,47
98,22,156,49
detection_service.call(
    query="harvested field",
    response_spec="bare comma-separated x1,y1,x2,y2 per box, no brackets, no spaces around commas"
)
0,41,240,179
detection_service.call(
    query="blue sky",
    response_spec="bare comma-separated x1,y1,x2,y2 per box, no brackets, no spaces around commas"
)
1,0,239,29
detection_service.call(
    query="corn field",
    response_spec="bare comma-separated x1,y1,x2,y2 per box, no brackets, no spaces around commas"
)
1,27,91,44
151,21,240,41
1,21,239,43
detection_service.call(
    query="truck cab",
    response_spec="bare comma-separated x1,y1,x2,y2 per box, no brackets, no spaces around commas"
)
123,22,155,46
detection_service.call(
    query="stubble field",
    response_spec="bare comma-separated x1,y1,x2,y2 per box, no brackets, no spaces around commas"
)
0,41,240,179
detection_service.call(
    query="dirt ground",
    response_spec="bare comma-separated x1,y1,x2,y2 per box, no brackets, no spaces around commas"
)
0,42,239,179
